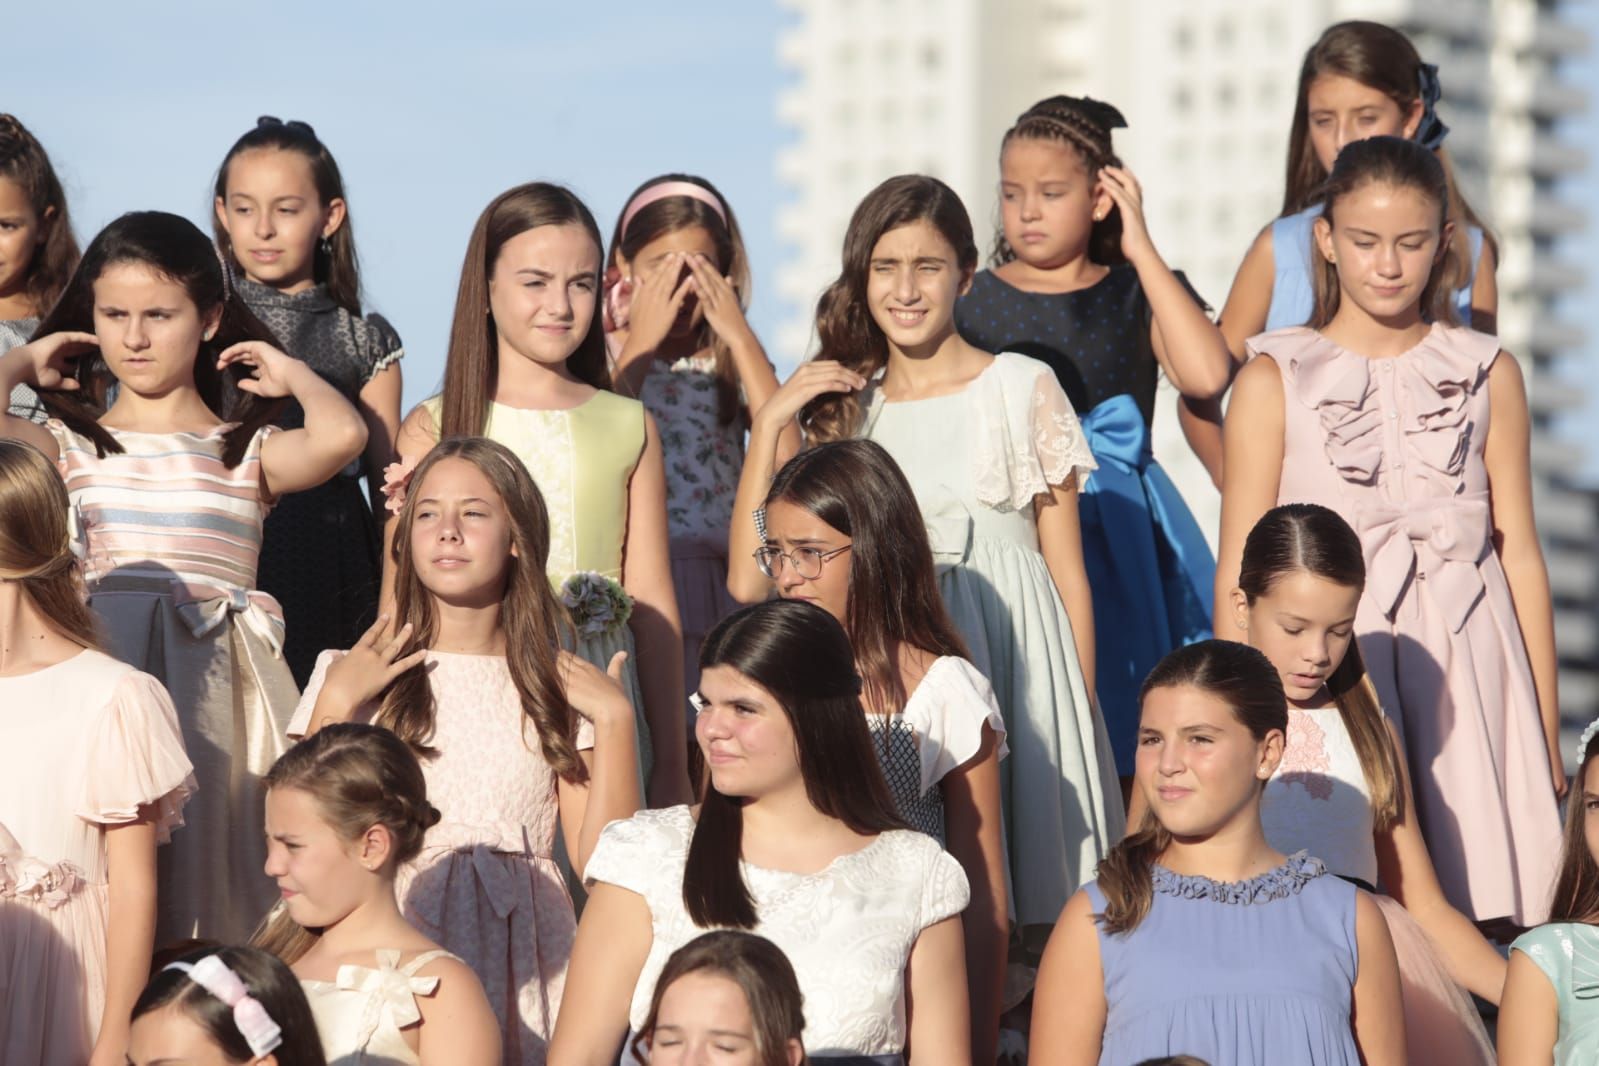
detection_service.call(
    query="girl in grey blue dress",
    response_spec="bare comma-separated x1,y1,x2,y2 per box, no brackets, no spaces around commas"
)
1030,640,1405,1066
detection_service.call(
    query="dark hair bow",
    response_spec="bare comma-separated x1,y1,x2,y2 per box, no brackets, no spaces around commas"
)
1413,64,1449,151
255,115,318,139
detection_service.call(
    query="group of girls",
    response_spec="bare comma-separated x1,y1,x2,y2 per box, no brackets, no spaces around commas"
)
0,11,1588,1066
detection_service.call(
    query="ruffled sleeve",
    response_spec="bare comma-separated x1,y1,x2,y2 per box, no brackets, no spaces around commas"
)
362,312,405,383
76,671,197,844
583,805,694,899
916,842,971,928
901,658,1008,794
44,418,78,479
970,354,1097,512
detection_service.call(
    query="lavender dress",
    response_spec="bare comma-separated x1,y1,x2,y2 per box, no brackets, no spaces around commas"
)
1084,853,1361,1065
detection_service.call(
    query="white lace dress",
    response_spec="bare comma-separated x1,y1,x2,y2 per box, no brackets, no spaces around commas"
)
584,805,969,1059
861,352,1123,926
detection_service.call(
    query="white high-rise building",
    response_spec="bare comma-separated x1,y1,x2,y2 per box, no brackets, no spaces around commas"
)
775,0,1597,727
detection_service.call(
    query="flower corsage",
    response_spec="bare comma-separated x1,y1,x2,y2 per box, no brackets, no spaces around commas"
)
380,456,419,516
560,571,634,638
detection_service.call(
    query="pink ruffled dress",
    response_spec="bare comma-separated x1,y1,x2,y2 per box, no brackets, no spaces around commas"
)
1248,323,1562,924
0,649,195,1062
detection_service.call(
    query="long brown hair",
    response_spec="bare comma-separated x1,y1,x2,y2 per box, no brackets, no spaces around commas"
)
439,183,610,439
33,211,284,468
801,175,978,444
609,173,749,425
1308,136,1455,330
688,601,905,928
252,723,440,964
0,439,98,650
1283,20,1494,301
381,437,584,780
1237,503,1403,828
1549,732,1599,923
633,931,809,1066
0,114,78,319
991,95,1126,268
765,439,967,715
1096,640,1286,935
213,116,363,315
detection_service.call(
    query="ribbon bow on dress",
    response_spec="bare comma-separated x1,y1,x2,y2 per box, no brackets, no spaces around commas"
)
336,949,443,1048
172,582,288,658
1355,495,1491,634
0,823,84,909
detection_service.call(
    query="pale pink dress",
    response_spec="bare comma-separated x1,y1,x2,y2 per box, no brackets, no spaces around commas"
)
291,650,593,1066
1249,323,1562,924
0,649,195,1062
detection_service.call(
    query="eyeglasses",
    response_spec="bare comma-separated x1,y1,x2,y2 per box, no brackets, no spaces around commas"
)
753,543,851,580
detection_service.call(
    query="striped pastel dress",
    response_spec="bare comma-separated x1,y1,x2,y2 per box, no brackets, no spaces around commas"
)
47,419,297,944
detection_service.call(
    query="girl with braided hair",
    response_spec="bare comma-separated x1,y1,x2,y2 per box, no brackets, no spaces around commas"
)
0,114,79,420
956,95,1232,783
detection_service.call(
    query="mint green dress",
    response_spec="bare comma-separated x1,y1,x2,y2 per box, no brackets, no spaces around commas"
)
1511,923,1599,1064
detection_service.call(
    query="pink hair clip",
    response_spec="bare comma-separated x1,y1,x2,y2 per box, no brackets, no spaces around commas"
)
164,954,283,1057
380,455,419,515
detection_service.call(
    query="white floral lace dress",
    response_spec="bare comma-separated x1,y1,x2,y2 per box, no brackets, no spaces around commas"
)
861,352,1123,927
584,805,969,1060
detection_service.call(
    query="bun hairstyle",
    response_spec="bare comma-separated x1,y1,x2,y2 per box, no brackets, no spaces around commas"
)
1284,20,1496,309
0,114,79,318
634,931,809,1066
440,182,611,439
133,945,327,1066
212,116,363,314
0,440,98,650
608,173,749,426
1237,503,1404,829
252,723,441,964
1094,640,1286,935
687,600,904,928
1309,136,1455,329
1549,727,1599,923
804,174,977,443
992,94,1128,267
33,210,284,468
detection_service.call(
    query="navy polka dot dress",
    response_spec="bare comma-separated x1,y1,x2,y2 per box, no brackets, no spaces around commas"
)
956,263,1217,775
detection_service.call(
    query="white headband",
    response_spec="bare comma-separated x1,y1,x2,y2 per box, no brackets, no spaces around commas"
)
163,955,283,1058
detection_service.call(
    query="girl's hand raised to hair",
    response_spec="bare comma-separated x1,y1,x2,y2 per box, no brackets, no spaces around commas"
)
559,650,635,731
622,252,696,356
753,360,869,435
320,614,429,716
9,331,98,389
684,253,756,348
216,340,310,399
1098,165,1158,264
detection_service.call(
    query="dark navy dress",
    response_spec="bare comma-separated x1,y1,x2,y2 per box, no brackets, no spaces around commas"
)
956,264,1213,773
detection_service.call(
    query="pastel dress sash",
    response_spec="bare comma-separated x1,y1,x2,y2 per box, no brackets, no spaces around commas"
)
1076,393,1214,773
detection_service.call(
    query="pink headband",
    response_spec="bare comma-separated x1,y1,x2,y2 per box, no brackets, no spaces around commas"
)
618,180,727,239
164,955,283,1058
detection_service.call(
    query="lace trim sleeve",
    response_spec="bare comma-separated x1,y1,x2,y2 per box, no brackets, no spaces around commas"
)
970,355,1097,512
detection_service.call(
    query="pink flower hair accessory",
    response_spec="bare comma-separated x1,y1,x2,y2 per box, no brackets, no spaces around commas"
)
380,455,419,516
164,954,283,1057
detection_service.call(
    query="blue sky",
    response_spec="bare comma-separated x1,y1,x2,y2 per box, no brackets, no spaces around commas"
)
10,1,789,411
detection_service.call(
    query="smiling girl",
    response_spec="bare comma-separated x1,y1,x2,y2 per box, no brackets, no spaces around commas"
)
1215,136,1561,927
0,210,368,944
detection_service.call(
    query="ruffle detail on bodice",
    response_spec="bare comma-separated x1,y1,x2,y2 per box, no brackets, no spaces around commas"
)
0,825,85,909
1150,851,1327,904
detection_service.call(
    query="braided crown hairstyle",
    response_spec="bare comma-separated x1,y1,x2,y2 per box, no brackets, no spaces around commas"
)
992,95,1127,268
0,114,79,317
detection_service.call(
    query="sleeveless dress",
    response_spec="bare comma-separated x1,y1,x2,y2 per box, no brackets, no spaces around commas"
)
1248,324,1562,924
301,948,462,1066
956,267,1214,773
1266,205,1483,330
0,650,194,1064
1511,923,1599,1064
636,355,742,689
585,805,969,1064
860,353,1123,927
868,656,1009,843
421,393,653,773
240,277,403,687
2,316,46,421
1084,853,1361,1065
47,419,298,944
1263,704,1494,1064
291,652,592,1066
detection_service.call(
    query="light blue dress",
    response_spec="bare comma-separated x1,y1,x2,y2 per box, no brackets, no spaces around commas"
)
861,353,1124,926
1511,923,1599,1064
1084,853,1362,1066
1266,205,1483,330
